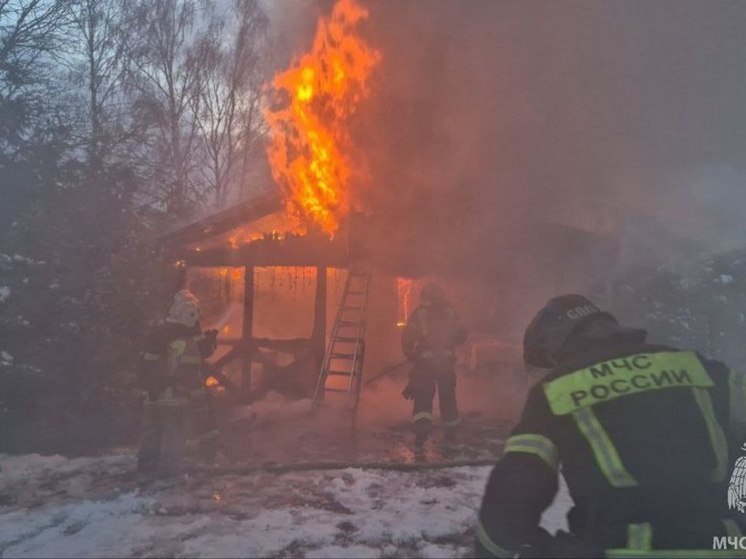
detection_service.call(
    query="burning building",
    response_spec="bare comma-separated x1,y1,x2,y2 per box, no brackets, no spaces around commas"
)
158,0,396,405
158,0,622,411
160,191,402,403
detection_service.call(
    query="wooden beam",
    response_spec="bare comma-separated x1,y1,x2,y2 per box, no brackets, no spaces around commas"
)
216,337,313,351
180,236,350,268
253,338,313,351
311,266,328,375
159,192,281,249
208,346,242,370
241,266,255,398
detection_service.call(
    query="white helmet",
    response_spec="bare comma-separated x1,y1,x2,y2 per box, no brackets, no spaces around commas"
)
167,289,201,328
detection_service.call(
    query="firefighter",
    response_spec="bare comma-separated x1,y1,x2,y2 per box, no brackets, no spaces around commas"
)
401,282,467,454
137,289,219,478
475,294,746,558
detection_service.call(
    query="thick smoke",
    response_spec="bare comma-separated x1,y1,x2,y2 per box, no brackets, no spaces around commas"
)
267,1,746,338
351,1,746,331
355,3,743,246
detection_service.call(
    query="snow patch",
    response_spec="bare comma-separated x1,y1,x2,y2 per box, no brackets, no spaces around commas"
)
0,253,44,266
0,453,130,487
0,493,154,558
0,286,9,303
540,474,572,535
0,455,575,558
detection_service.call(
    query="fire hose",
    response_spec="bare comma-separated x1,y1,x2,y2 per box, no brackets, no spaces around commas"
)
189,458,497,476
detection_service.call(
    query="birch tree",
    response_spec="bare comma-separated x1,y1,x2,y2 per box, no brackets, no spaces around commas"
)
192,0,269,207
120,0,203,215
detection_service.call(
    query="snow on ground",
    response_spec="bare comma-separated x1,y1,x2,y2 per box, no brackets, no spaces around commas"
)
0,453,572,558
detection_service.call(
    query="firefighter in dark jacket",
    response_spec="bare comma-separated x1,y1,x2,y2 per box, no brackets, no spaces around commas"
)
476,294,746,558
137,289,219,477
401,282,467,452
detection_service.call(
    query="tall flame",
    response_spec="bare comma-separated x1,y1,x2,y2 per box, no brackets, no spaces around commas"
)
265,0,380,234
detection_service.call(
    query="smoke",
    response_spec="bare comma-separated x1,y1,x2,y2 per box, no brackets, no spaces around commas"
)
225,369,527,465
264,1,746,339
356,1,746,336
261,0,328,69
352,1,746,257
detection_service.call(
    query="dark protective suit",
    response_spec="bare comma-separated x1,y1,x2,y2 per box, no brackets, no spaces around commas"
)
476,331,746,557
137,322,218,476
402,302,467,447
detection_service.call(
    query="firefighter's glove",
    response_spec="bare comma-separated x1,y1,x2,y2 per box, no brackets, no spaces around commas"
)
401,384,415,400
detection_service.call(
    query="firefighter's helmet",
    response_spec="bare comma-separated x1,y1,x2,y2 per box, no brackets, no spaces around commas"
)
523,294,617,369
167,289,201,328
420,282,446,305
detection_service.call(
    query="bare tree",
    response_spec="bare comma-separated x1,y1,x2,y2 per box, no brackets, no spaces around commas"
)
191,0,268,208
0,0,69,82
69,0,126,174
119,0,203,216
59,0,270,213
0,0,70,152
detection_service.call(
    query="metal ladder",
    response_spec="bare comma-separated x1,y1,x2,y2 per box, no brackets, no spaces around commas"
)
312,264,371,410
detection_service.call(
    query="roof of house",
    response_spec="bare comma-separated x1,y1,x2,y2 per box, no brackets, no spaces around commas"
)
159,192,282,250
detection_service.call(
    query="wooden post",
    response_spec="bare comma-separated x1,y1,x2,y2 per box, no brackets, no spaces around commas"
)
223,268,231,303
241,266,255,398
312,266,328,370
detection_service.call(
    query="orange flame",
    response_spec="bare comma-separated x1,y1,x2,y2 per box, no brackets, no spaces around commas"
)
397,277,414,327
265,0,380,234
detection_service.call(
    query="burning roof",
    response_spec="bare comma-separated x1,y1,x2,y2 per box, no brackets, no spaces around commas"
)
264,0,380,235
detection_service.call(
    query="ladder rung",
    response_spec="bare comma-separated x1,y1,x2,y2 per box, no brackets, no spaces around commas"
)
312,266,370,406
